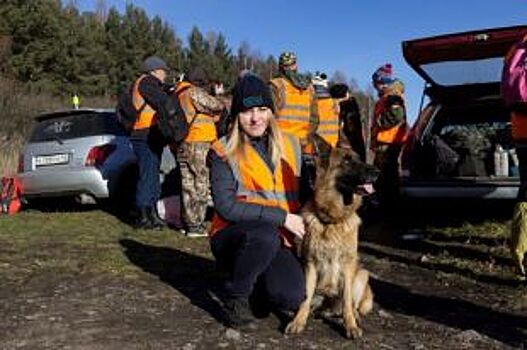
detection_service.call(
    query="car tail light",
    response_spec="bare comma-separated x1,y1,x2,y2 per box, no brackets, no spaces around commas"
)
85,144,116,167
17,154,24,173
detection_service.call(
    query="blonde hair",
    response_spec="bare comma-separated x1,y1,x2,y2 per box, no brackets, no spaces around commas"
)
224,109,283,169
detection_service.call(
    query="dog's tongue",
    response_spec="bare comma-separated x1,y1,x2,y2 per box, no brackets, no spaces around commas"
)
356,183,375,195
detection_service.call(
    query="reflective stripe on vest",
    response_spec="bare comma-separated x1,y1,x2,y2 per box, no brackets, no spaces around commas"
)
373,98,407,144
132,75,157,130
176,81,217,142
210,133,302,247
316,97,340,147
272,78,312,139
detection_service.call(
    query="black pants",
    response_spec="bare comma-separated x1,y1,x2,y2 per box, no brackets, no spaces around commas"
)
210,221,305,311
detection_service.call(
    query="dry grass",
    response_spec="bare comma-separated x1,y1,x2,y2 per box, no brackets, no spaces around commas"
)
0,77,113,175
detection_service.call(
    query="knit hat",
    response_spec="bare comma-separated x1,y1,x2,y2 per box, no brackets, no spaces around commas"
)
279,51,297,67
142,56,169,73
311,73,329,89
372,63,394,85
230,73,274,118
312,73,330,98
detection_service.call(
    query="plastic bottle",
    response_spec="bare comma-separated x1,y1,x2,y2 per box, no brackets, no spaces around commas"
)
510,148,520,176
494,144,503,176
501,147,509,177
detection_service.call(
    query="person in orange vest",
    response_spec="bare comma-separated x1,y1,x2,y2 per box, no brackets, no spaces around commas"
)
270,52,319,191
130,55,172,229
208,73,308,328
370,64,408,208
174,67,224,237
312,73,340,148
270,51,319,151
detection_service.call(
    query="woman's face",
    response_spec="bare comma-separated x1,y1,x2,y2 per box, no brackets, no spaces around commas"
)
238,106,272,138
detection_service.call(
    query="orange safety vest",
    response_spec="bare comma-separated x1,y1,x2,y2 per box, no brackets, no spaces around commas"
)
271,77,314,140
372,97,408,145
176,81,217,142
209,133,302,247
132,75,157,130
316,97,340,148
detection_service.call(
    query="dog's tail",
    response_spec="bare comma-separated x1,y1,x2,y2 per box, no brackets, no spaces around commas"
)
352,268,374,316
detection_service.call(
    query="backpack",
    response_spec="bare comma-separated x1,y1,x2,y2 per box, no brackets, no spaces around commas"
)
157,93,189,144
116,83,146,132
501,38,527,108
1,176,23,215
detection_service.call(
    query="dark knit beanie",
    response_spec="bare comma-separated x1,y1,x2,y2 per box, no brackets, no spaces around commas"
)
230,73,275,118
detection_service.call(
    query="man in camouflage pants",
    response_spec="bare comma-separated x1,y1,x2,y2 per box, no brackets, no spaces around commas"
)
175,67,225,237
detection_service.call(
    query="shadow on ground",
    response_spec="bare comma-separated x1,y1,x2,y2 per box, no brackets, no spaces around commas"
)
119,238,227,324
372,278,527,348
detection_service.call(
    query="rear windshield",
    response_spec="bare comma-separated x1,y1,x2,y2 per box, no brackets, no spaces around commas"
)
421,57,503,87
30,112,127,142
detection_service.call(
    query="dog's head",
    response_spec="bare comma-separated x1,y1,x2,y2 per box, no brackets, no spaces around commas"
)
313,148,379,223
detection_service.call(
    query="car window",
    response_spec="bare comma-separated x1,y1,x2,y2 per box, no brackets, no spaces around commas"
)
30,112,127,142
421,57,503,87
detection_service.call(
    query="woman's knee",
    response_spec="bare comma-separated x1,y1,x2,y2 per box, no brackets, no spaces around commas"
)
268,286,305,311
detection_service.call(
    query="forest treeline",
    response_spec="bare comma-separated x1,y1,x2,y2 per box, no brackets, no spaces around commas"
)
0,0,288,96
0,0,371,96
0,0,374,173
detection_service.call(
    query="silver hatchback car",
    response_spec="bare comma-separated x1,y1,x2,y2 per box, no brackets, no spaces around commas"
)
18,108,138,204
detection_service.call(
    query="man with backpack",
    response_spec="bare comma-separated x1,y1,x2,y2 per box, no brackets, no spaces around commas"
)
174,67,225,237
126,56,175,229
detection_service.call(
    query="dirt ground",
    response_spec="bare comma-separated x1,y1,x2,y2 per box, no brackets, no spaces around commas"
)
1,200,527,350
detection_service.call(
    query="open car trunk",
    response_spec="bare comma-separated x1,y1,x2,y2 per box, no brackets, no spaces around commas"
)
409,98,518,181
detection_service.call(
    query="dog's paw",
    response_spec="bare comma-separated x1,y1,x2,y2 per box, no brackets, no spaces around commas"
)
284,320,305,335
345,325,363,339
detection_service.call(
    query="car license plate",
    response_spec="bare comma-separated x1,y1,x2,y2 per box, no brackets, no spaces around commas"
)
34,153,70,167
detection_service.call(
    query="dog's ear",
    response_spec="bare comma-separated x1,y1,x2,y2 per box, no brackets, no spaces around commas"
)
313,134,332,170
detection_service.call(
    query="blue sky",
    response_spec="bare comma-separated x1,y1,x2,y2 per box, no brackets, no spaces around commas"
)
78,0,526,122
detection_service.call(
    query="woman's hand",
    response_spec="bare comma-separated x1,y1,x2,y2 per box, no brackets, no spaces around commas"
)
284,213,306,239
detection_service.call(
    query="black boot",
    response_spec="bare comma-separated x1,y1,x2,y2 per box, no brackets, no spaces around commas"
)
223,297,255,328
148,206,166,229
134,207,154,229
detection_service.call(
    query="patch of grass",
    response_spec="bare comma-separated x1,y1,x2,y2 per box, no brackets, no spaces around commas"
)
0,210,212,285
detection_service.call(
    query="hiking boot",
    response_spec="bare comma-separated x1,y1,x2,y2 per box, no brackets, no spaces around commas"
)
134,207,154,229
148,206,166,229
223,297,255,328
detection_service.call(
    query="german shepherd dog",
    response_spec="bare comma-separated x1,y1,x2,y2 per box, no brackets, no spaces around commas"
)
285,147,379,339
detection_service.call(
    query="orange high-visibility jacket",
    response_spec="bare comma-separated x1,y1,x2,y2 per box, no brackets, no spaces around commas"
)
372,97,408,145
132,75,157,130
316,97,340,148
176,81,217,142
271,77,314,140
209,133,302,247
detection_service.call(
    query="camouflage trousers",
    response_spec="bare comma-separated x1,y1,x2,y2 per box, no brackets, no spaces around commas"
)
177,142,211,229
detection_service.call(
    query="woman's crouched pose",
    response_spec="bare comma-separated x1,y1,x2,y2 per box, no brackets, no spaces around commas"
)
208,73,309,328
